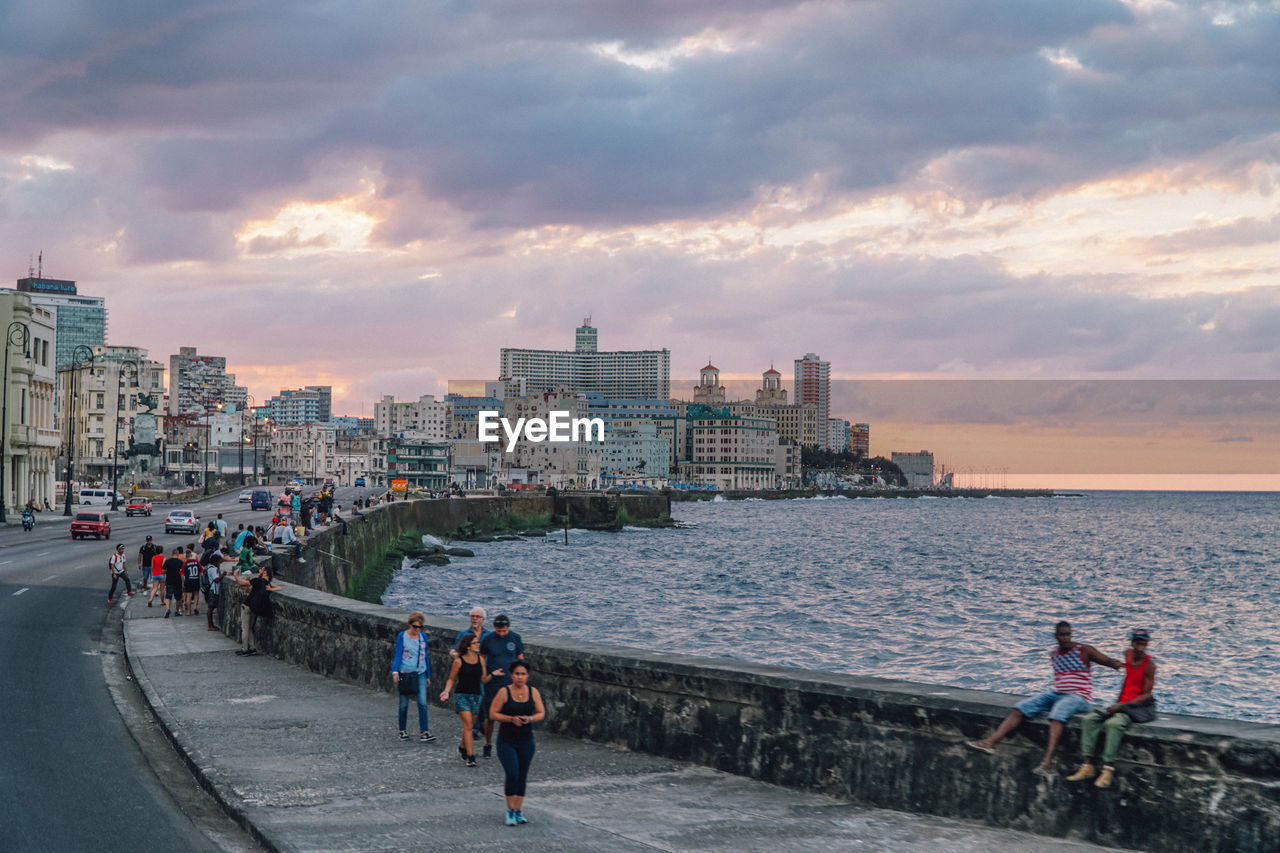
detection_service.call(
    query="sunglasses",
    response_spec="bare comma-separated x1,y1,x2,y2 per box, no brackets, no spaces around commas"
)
410,622,423,628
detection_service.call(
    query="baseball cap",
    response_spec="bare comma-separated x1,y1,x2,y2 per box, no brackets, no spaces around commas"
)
1129,628,1151,641
145,535,152,540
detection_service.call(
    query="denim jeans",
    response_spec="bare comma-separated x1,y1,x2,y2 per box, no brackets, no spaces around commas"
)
397,672,429,733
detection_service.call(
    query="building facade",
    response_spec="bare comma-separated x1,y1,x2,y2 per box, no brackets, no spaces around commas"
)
374,394,448,438
892,450,935,489
676,406,779,490
793,352,830,449
167,346,248,416
499,320,670,399
262,386,332,424
12,276,107,369
0,294,58,511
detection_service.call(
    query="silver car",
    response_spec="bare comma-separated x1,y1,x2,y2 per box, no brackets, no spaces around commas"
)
164,509,200,534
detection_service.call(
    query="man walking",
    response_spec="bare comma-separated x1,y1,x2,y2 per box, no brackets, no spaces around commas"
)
138,535,161,591
1067,629,1158,789
967,621,1122,775
107,544,133,603
479,614,524,759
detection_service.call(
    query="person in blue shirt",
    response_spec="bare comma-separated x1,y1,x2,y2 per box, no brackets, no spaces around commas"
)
479,614,524,759
391,611,436,743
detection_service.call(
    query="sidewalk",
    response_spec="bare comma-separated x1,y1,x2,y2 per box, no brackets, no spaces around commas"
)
122,601,1125,852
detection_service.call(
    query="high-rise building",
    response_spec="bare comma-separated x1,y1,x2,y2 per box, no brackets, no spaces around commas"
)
262,386,332,424
167,346,248,416
793,353,830,449
374,394,448,438
11,276,107,368
850,423,870,458
499,319,670,399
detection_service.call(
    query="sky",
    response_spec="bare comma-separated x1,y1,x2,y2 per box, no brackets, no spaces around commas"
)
3,0,1280,482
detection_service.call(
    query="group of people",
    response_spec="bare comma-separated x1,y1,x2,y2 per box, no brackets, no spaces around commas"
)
966,621,1158,789
391,607,544,826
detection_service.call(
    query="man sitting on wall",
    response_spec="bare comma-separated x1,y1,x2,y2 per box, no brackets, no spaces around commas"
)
1066,629,1157,789
966,621,1122,775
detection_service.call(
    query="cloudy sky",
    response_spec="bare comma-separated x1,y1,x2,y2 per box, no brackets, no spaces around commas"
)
4,0,1280,430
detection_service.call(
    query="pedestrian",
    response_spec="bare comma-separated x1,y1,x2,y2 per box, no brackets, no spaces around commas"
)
237,537,256,577
182,545,203,616
234,524,250,551
201,551,224,632
479,614,525,759
138,535,161,591
489,660,545,826
1067,629,1158,789
440,633,489,766
201,521,220,553
453,606,491,740
163,546,185,618
967,621,1122,775
391,611,436,743
235,564,278,656
107,543,133,603
147,543,166,607
215,512,228,540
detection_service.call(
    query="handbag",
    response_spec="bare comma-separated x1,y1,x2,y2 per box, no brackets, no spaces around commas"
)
1124,697,1157,724
397,671,419,695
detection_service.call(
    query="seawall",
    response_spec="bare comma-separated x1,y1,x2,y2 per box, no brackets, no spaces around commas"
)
220,501,1279,853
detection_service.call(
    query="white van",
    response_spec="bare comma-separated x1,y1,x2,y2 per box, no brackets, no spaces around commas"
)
79,488,127,506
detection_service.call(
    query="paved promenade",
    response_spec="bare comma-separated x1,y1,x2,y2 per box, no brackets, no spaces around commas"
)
122,600,1126,852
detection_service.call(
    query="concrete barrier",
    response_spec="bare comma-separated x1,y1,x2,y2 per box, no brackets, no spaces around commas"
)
217,504,1279,853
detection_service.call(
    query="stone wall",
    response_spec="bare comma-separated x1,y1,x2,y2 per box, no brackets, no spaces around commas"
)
217,508,1279,853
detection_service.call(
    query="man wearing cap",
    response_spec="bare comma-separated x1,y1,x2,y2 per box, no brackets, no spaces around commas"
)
479,614,524,759
967,621,1122,775
138,535,162,592
1067,629,1158,789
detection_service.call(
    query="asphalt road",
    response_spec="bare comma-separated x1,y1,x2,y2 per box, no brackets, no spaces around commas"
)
0,484,371,852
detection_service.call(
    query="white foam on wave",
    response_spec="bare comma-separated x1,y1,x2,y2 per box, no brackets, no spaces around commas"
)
421,534,446,547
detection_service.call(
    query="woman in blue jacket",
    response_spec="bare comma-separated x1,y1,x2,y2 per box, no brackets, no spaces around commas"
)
391,611,436,742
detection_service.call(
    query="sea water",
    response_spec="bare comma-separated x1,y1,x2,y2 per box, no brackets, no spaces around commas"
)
382,491,1280,723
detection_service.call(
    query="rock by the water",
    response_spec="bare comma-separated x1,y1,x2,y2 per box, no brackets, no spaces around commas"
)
445,547,474,557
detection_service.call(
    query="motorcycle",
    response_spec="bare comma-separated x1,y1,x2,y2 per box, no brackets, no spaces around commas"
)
21,509,35,531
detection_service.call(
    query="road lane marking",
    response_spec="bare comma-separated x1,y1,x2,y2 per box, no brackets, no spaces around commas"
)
0,560,11,565
13,588,29,596
34,551,51,556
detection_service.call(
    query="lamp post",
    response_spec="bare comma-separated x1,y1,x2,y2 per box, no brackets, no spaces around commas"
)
239,394,254,485
62,345,95,516
0,321,31,523
109,359,139,511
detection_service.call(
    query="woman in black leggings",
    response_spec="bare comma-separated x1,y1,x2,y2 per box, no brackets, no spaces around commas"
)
488,660,545,825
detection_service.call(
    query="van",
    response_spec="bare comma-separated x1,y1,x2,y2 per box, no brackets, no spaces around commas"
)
250,489,272,510
79,488,126,506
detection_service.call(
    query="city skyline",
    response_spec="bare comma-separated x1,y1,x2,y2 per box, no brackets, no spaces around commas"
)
3,2,1278,464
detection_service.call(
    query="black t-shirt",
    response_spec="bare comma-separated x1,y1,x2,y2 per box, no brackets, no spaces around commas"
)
163,557,184,585
184,558,202,582
139,543,162,564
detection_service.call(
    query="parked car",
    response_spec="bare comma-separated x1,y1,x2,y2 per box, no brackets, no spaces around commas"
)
164,509,200,534
238,489,254,503
250,489,272,510
125,497,153,517
71,511,111,539
354,477,366,487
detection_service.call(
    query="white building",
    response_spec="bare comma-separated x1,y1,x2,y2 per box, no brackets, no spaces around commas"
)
374,394,448,439
500,319,670,400
892,450,935,489
600,422,669,481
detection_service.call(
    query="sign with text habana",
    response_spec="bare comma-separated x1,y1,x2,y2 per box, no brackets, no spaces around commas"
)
390,479,408,492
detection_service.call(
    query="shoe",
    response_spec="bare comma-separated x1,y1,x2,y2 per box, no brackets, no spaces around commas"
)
127,592,134,597
483,744,492,759
1066,764,1096,782
1033,764,1054,779
965,740,995,755
235,650,247,656
514,810,527,824
164,611,170,618
420,731,437,743
459,745,467,761
193,608,198,615
242,649,258,656
466,755,476,767
147,602,152,607
398,731,409,741
505,809,518,826
1095,767,1114,789
107,599,114,603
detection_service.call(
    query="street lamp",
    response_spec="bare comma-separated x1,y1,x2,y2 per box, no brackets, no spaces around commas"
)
0,321,31,523
62,345,95,516
239,394,254,485
109,359,139,511
203,402,222,496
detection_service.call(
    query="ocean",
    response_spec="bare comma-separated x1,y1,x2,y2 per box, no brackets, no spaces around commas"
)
382,491,1280,724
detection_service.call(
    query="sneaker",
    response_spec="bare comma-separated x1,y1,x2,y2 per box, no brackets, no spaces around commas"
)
1033,764,1055,779
1095,767,1114,789
505,809,518,826
965,740,995,755
466,755,476,767
483,744,492,759
127,592,134,597
234,650,247,656
107,599,114,603
164,611,170,618
398,731,409,741
514,810,527,824
242,649,258,656
147,602,152,607
420,731,437,743
1066,764,1096,782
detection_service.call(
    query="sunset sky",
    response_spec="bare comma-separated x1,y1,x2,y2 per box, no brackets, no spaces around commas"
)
3,0,1279,485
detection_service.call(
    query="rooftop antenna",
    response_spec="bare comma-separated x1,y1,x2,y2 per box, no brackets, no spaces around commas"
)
27,255,34,278
37,250,43,280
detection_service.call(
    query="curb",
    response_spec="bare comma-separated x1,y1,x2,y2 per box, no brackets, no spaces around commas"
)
122,610,285,853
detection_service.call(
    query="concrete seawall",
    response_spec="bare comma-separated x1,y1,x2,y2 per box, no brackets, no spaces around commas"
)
222,500,1279,852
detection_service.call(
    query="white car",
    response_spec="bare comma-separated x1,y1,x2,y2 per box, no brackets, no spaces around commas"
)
164,509,200,534
238,490,254,503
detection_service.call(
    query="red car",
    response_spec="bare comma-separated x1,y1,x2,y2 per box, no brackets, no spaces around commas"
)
71,511,112,540
125,498,153,517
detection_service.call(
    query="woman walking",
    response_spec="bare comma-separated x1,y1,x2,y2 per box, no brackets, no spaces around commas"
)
439,633,489,766
489,660,545,826
391,612,436,743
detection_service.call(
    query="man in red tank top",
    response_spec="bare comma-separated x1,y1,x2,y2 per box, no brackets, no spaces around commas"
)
1067,628,1157,789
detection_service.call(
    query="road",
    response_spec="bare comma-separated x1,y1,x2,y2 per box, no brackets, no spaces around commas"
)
0,484,370,852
